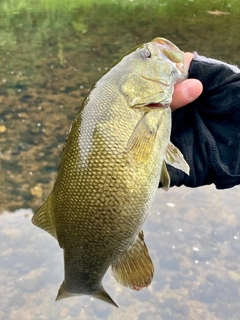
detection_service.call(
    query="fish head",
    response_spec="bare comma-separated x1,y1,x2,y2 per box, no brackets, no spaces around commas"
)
120,37,188,110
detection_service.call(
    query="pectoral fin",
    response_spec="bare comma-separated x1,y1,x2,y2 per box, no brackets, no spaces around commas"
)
165,142,189,175
31,193,57,239
160,161,170,191
111,230,154,291
126,112,159,162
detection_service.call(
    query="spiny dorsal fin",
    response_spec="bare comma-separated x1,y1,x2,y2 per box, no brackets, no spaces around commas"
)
111,230,154,291
160,160,170,191
165,142,189,175
31,193,57,239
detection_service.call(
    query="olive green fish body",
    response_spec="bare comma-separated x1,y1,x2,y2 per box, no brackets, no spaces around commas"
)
32,38,189,307
54,81,170,290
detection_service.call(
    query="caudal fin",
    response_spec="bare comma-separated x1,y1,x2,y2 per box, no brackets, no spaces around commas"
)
94,284,118,308
55,282,118,308
55,282,74,301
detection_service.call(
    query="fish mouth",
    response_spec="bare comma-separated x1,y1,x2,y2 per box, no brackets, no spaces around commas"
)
145,102,168,109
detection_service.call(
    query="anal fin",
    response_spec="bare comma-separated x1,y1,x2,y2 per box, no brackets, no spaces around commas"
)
111,230,154,291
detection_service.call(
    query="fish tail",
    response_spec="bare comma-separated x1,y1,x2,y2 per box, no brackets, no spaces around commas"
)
55,282,118,308
93,284,118,308
55,282,74,301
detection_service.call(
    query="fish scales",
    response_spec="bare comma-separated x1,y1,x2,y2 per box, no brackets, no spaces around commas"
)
32,37,189,307
55,88,161,261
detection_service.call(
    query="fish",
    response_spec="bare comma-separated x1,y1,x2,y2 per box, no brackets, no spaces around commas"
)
32,37,189,308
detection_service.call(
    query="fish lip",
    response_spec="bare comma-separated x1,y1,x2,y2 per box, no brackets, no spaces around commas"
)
153,37,188,79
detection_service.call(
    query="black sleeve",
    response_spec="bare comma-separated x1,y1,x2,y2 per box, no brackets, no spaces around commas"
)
166,53,240,189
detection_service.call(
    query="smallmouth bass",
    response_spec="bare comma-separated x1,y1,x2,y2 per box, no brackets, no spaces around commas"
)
32,37,189,308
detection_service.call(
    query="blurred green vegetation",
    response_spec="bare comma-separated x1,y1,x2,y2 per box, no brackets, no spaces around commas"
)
0,0,239,52
1,0,239,14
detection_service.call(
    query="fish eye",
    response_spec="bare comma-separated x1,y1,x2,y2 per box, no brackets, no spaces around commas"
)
141,49,151,59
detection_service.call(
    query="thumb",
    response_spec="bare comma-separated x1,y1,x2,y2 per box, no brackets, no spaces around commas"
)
171,78,203,111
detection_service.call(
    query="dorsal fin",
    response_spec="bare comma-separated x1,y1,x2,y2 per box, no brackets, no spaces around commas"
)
32,193,57,239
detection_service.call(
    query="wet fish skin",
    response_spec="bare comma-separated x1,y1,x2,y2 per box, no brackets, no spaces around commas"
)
32,37,189,307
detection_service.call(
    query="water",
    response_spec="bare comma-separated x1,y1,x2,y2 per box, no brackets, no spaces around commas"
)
1,0,240,319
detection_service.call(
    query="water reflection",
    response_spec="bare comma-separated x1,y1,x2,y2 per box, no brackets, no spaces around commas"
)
1,0,240,319
1,185,240,319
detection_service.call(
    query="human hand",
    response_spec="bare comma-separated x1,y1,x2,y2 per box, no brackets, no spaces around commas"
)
171,53,203,111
